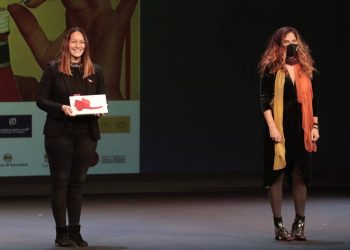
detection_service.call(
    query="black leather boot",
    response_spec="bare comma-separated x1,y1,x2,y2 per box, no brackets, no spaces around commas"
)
55,226,74,247
274,217,294,241
68,224,88,247
291,215,306,240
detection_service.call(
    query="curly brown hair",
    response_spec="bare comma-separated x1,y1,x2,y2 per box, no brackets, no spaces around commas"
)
258,26,316,78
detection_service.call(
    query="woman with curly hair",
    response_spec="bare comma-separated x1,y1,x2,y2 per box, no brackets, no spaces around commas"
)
258,27,320,241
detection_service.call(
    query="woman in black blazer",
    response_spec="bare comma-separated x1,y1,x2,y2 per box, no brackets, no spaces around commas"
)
37,27,105,247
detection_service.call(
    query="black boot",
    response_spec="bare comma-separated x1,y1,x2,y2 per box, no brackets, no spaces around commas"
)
291,215,306,240
68,224,88,247
274,217,294,241
55,226,74,247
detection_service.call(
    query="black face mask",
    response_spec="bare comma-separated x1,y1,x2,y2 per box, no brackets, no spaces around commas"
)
286,44,298,58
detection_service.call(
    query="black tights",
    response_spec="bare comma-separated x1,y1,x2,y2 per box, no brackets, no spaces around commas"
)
45,127,97,227
268,166,307,218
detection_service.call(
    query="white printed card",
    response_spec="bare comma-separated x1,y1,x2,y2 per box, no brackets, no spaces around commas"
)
69,94,108,115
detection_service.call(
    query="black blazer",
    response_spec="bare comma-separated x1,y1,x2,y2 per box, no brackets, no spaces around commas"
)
36,60,106,140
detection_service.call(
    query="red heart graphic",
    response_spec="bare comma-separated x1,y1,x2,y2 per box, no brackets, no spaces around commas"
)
74,98,102,111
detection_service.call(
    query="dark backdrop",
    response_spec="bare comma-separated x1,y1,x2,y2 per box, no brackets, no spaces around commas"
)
2,0,349,196
140,0,349,173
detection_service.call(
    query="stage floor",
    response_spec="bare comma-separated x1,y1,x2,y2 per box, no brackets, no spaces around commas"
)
0,189,349,250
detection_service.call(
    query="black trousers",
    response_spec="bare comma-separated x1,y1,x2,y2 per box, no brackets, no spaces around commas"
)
45,126,97,226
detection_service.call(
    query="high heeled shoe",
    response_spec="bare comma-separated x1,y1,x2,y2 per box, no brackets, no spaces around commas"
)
274,217,294,241
291,215,306,241
275,222,294,241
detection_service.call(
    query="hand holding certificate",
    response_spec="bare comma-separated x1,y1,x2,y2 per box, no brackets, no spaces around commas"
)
69,94,108,116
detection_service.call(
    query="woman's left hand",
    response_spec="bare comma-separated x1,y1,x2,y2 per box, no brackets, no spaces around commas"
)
311,128,320,142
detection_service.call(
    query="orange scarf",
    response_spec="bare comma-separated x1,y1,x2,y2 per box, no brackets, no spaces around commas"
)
295,64,317,152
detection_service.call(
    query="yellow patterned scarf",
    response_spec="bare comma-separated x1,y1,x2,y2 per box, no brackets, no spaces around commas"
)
272,70,286,170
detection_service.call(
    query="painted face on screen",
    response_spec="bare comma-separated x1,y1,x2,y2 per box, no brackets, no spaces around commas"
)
69,31,85,62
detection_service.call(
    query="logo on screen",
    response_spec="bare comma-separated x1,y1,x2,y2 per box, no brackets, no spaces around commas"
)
0,115,32,138
101,155,126,164
9,117,17,126
3,153,12,163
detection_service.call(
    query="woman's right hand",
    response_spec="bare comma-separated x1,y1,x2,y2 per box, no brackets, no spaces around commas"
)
263,110,282,143
269,126,282,143
62,105,76,116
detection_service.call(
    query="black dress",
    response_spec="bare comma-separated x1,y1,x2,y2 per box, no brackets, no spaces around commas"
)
259,70,318,188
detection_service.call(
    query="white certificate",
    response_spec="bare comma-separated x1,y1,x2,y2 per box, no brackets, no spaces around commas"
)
69,94,108,115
